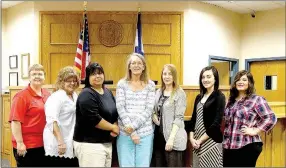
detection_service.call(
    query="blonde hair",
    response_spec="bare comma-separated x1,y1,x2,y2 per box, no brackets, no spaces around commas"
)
55,66,80,91
124,53,149,83
28,64,45,76
161,64,179,102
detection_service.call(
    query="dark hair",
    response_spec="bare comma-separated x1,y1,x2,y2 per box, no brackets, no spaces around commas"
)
227,70,255,107
84,62,105,88
199,65,219,96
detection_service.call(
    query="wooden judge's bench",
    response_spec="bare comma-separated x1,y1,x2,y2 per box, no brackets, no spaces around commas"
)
1,85,285,167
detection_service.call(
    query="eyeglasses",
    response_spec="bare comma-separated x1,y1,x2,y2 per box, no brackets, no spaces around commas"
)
65,80,77,84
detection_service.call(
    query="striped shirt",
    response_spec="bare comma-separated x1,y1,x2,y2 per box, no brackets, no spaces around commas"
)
116,79,155,137
223,95,277,149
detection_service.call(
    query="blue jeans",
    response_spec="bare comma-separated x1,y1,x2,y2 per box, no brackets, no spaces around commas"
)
117,133,154,167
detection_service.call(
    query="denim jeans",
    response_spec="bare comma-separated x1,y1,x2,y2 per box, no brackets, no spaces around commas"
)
117,133,154,167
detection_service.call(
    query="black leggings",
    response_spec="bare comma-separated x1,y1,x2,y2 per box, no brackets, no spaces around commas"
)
223,142,263,167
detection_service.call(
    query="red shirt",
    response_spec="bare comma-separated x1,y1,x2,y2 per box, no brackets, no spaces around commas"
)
9,84,51,149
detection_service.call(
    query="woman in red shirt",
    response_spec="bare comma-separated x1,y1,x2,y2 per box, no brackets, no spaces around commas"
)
223,70,277,167
9,64,51,167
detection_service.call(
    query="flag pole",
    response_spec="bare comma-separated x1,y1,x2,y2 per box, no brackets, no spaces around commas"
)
81,1,87,83
83,1,87,11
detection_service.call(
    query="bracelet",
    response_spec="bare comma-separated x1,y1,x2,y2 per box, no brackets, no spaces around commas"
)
16,141,23,143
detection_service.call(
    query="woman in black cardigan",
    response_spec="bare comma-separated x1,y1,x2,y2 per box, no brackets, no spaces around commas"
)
187,66,225,167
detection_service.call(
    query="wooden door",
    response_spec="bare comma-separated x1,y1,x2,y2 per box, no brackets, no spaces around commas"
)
40,11,183,85
250,60,285,102
250,60,286,167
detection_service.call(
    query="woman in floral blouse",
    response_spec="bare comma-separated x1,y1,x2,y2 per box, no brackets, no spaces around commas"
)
223,70,277,167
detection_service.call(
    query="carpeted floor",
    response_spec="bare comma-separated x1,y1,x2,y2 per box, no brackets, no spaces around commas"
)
1,159,11,167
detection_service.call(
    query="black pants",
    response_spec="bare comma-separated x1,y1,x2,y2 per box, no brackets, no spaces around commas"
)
46,156,79,167
151,126,185,167
223,142,263,167
13,147,47,167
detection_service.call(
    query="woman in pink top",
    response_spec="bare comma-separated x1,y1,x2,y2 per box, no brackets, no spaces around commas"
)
223,70,277,167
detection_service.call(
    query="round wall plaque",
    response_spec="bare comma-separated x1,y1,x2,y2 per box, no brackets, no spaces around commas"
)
98,20,123,47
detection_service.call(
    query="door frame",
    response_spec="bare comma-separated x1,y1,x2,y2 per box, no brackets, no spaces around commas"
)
245,56,286,71
209,55,239,83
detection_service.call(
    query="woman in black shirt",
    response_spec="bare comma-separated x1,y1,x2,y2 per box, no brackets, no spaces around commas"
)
73,63,119,167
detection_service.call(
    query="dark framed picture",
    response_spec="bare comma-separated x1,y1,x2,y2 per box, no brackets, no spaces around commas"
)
9,55,18,69
9,72,18,86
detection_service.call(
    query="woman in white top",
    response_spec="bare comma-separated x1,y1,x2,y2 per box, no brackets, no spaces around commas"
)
43,66,80,167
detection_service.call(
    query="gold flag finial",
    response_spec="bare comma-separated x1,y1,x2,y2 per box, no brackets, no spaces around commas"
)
138,7,141,13
83,1,87,11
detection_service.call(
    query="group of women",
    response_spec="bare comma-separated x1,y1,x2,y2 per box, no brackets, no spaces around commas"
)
9,52,277,167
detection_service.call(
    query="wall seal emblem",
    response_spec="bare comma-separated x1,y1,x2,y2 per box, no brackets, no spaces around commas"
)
98,20,123,47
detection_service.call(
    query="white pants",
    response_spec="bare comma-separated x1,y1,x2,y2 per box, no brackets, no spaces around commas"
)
73,141,112,167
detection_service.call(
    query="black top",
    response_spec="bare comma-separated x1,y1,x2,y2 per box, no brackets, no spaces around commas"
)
158,95,169,134
186,90,226,143
73,87,118,143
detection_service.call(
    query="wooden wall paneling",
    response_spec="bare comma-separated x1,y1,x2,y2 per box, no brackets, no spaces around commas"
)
1,95,14,166
256,119,286,167
281,119,286,167
256,132,266,167
41,11,182,85
1,96,8,155
142,14,182,84
270,103,286,119
170,14,182,84
50,23,80,44
2,96,11,156
142,23,171,45
272,119,286,167
145,54,171,85
1,126,3,154
3,128,11,155
185,89,200,117
3,96,10,129
50,53,75,84
92,53,130,84
3,85,286,167
265,130,273,167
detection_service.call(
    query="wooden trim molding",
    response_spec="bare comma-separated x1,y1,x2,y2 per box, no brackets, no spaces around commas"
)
245,56,286,71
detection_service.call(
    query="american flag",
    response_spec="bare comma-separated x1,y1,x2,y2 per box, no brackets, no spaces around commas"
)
74,12,91,80
134,12,144,56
